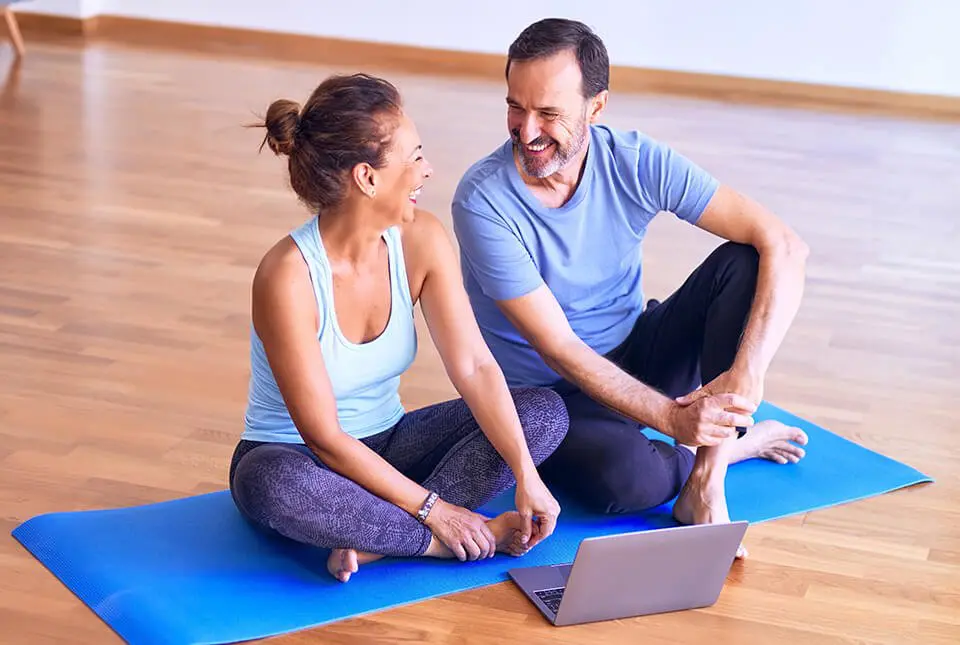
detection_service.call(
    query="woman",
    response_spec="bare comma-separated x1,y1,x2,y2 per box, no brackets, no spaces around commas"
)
230,73,569,583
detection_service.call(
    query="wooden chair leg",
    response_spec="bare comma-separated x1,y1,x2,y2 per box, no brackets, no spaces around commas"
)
3,8,25,58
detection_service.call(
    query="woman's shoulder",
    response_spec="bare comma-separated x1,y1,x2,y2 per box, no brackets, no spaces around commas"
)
255,234,306,282
399,208,454,265
251,234,316,314
399,208,449,252
397,208,453,299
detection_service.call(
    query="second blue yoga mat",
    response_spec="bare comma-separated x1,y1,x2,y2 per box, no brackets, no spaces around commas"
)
12,402,932,645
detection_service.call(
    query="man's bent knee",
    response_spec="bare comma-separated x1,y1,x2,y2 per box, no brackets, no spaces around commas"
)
712,241,759,277
591,443,691,514
594,471,681,514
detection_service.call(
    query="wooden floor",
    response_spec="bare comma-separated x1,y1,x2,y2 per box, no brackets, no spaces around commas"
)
1,36,959,645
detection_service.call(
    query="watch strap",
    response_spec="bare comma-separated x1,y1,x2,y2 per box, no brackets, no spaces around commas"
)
416,491,439,523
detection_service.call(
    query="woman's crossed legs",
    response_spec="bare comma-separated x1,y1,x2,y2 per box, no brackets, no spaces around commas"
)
229,386,568,580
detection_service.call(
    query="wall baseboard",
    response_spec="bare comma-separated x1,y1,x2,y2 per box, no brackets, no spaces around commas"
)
13,11,92,37
14,11,960,121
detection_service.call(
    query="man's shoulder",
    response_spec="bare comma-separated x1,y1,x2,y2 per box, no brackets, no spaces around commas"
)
591,124,663,164
452,139,516,215
590,124,709,191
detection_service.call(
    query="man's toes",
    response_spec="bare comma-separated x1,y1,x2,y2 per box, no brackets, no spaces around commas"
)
770,445,804,463
781,443,806,461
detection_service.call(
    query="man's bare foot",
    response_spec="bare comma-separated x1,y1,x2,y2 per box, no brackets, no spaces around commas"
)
673,473,729,526
326,548,383,583
672,473,748,559
730,420,808,465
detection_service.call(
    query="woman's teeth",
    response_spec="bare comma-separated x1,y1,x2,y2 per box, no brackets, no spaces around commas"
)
409,187,422,202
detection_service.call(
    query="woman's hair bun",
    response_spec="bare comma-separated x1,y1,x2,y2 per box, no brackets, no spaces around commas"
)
262,98,301,156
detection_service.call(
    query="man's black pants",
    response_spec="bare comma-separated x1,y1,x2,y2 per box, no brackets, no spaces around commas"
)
539,241,760,514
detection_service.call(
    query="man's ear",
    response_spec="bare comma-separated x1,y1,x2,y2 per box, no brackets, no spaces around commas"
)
588,90,609,122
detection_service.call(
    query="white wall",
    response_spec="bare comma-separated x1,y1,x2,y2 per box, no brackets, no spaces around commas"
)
13,0,102,19
17,0,960,97
12,0,85,18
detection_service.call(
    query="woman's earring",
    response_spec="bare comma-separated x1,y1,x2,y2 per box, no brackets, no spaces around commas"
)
370,190,376,198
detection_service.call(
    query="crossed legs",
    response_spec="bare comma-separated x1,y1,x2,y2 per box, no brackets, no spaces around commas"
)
539,242,807,535
229,386,568,580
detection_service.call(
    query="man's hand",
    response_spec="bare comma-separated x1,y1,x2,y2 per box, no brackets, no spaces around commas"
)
666,392,757,446
513,472,561,551
424,499,497,561
676,367,764,413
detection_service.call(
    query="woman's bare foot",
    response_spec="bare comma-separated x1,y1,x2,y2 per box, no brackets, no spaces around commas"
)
421,510,533,558
327,511,535,581
730,420,808,465
672,464,748,559
326,548,383,583
486,511,536,556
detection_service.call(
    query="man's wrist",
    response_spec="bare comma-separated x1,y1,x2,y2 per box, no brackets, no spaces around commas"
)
732,354,760,376
648,395,679,438
731,358,765,391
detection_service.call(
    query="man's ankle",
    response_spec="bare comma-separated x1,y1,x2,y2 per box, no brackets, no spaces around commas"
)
690,446,730,481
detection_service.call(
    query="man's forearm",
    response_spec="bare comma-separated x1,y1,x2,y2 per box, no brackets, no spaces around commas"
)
733,234,809,380
544,341,679,438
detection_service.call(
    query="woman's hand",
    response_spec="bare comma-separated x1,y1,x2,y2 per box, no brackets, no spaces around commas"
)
424,499,497,561
514,472,561,551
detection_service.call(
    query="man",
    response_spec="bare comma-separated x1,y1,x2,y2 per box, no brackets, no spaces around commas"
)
451,17,810,549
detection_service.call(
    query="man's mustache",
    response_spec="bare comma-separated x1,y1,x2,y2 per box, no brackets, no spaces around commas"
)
511,130,554,149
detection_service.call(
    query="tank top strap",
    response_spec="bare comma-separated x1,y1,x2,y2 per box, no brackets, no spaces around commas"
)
287,219,414,333
382,225,414,312
287,215,328,327
241,216,418,444
288,216,325,266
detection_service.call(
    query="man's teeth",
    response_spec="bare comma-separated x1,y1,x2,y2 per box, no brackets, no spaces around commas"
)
526,142,550,152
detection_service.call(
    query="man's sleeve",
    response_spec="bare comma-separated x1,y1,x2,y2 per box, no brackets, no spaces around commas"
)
451,198,544,302
638,137,720,224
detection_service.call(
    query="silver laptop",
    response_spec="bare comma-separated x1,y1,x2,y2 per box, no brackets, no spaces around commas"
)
508,520,748,626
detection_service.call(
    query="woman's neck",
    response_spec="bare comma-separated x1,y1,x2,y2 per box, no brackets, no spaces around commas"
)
316,201,385,267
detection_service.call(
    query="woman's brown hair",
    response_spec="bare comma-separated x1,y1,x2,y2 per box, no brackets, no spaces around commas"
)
257,73,403,212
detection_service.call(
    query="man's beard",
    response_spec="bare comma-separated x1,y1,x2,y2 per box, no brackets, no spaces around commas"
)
512,115,588,179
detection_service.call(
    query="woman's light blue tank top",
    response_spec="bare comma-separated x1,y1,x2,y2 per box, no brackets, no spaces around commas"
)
241,216,418,443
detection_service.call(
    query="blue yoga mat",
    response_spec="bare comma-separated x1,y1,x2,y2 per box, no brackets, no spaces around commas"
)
12,402,931,645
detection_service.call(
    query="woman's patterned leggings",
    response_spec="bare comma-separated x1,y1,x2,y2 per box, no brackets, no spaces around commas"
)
228,387,569,557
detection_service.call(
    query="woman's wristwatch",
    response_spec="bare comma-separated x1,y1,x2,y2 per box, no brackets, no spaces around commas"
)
416,491,439,524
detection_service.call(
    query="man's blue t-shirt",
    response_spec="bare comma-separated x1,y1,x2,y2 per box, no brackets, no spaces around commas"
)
451,124,720,388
